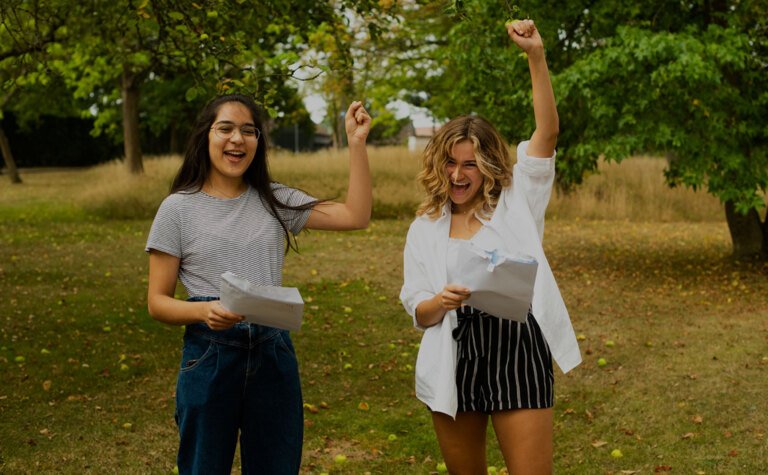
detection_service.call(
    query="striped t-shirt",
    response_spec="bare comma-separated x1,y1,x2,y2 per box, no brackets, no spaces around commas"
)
145,184,314,297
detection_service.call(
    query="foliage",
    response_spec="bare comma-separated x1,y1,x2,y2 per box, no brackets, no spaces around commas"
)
367,108,411,144
1,0,360,170
556,24,767,214
375,0,768,255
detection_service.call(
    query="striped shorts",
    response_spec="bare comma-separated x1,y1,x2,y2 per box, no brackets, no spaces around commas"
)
453,306,554,413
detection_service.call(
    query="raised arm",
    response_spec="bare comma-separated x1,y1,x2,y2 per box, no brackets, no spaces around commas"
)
305,101,372,230
507,19,559,158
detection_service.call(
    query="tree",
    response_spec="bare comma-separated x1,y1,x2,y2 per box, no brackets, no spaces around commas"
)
0,0,68,183
4,0,349,175
378,0,768,258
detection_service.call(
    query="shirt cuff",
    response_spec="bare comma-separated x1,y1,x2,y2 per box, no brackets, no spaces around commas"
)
516,140,556,177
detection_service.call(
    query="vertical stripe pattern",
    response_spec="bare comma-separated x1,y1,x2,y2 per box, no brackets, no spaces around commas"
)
453,307,554,412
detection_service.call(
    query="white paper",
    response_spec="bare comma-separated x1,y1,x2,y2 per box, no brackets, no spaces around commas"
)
219,272,304,331
454,242,537,322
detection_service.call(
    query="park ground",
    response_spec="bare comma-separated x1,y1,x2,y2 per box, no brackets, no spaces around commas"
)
1,150,766,473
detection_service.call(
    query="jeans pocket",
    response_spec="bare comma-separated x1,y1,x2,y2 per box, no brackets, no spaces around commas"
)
180,333,216,373
275,330,295,353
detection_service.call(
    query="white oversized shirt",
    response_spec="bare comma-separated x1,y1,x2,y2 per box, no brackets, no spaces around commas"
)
400,141,582,418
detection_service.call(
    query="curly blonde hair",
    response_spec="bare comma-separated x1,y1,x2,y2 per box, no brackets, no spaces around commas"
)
416,115,513,219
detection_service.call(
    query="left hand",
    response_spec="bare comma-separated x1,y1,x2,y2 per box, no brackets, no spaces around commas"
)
507,19,544,55
345,101,371,144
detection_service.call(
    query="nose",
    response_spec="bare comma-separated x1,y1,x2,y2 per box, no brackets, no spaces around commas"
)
451,164,462,181
229,129,245,143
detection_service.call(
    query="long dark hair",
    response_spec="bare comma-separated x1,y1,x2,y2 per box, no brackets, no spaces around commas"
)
171,93,316,252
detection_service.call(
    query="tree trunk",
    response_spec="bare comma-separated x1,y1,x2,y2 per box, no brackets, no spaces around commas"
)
330,101,342,149
122,67,143,174
724,200,765,259
0,125,22,184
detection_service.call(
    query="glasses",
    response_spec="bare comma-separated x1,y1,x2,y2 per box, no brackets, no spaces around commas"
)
210,122,261,141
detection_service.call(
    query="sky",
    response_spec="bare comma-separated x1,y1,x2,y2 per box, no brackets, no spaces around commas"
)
303,94,439,128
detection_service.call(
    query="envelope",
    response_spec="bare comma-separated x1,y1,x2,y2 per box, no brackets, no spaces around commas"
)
454,242,538,322
219,271,304,331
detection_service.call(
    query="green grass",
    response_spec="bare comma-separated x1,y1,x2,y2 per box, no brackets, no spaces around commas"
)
1,163,767,474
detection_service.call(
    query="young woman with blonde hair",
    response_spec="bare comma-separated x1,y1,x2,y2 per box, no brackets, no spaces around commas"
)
400,20,581,473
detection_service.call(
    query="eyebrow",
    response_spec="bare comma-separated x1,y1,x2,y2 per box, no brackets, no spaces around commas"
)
215,120,256,126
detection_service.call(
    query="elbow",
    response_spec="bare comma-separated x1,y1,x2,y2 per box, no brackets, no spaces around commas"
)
147,302,160,321
349,211,371,230
356,215,371,230
146,297,164,322
544,125,559,142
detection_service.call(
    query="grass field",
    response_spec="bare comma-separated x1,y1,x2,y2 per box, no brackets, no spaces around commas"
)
1,149,766,474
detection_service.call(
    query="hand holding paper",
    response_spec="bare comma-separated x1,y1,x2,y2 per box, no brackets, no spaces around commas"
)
219,272,304,332
438,284,471,311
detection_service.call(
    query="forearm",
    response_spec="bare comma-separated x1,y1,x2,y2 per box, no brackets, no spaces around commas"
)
415,294,448,328
527,48,559,155
147,294,205,326
343,140,372,228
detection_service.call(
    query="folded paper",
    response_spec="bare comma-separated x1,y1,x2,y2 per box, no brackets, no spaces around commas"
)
219,271,304,331
455,242,538,322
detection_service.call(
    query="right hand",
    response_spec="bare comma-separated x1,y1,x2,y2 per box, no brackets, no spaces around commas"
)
200,301,244,330
438,284,471,311
344,101,371,144
506,19,544,55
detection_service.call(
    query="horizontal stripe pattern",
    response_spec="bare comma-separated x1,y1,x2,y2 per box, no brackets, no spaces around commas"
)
146,184,314,297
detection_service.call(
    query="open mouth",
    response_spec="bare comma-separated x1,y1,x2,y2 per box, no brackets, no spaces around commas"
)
224,150,246,159
451,181,471,192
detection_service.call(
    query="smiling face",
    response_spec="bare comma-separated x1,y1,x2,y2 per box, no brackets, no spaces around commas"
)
207,102,258,186
445,140,484,213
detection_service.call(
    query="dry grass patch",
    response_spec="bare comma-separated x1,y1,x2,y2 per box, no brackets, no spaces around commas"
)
1,147,732,223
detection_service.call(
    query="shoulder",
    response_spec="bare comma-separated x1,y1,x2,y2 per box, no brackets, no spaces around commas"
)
514,140,556,177
406,213,441,241
154,191,205,221
159,191,200,211
410,213,438,229
269,182,295,194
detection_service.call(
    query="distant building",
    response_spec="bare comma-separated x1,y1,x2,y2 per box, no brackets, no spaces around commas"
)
408,125,440,152
313,124,333,149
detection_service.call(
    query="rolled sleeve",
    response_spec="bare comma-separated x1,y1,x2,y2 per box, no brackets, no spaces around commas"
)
271,183,316,234
145,195,183,257
400,227,434,330
515,140,556,176
510,141,557,238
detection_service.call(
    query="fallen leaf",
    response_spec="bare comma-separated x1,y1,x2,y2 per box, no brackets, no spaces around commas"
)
681,432,695,439
591,440,608,448
692,415,703,424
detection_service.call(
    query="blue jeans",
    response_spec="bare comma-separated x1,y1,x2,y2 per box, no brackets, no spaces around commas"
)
175,298,303,475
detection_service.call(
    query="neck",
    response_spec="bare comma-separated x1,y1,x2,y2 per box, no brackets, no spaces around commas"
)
205,178,245,199
452,203,477,215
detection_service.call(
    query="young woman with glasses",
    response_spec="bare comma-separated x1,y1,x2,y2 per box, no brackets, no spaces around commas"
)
400,20,581,473
145,94,371,474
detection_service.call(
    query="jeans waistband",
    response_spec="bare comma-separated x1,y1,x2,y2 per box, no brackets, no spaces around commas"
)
186,296,282,348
